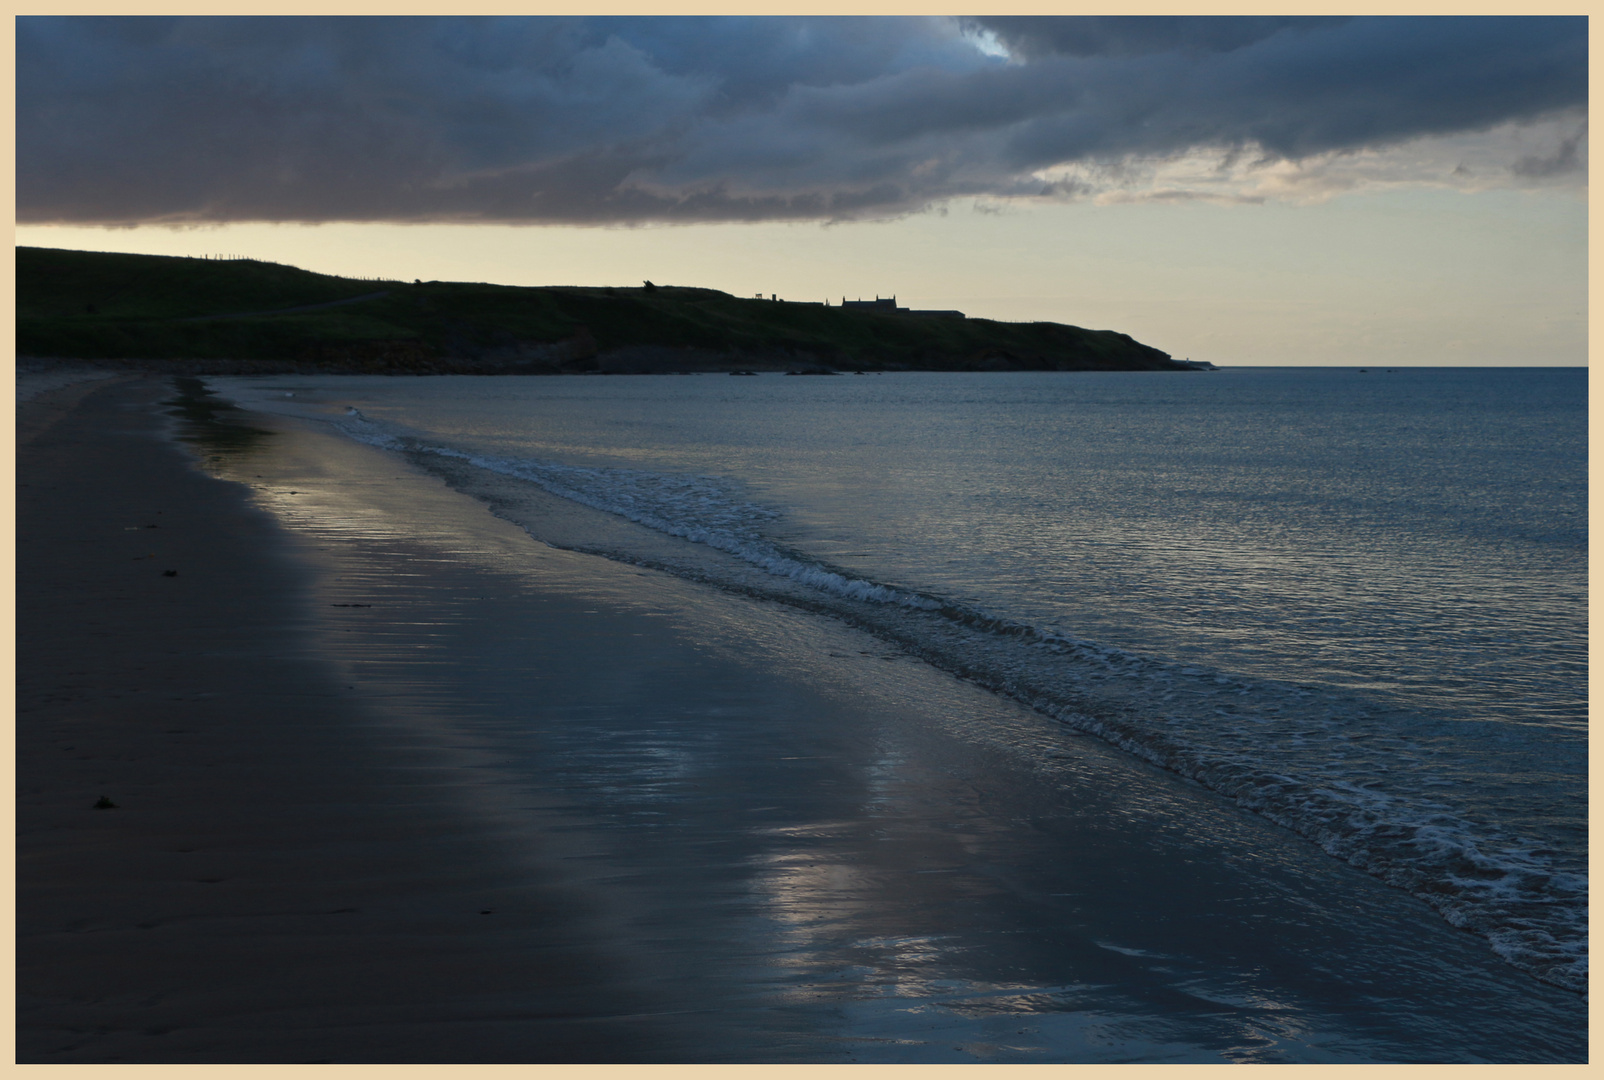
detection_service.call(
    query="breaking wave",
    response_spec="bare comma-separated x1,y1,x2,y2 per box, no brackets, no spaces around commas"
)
336,406,1587,993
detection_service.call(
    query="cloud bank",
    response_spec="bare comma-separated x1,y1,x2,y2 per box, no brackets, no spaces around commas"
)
16,15,1587,226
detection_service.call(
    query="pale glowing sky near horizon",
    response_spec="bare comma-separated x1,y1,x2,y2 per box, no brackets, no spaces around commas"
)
15,16,1589,367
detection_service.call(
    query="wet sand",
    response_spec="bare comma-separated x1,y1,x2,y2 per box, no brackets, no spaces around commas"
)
16,379,692,1062
15,377,1587,1063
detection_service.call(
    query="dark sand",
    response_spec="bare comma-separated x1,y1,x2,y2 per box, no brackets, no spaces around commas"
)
15,379,692,1062
16,376,1587,1064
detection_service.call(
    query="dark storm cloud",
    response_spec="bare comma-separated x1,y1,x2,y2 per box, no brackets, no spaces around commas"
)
1512,128,1588,178
963,15,1356,59
15,15,1587,226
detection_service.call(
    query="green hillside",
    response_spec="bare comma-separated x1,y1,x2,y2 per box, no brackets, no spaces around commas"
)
16,246,1188,374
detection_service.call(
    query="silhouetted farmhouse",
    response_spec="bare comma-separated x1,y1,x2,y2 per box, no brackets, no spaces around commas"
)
841,295,964,319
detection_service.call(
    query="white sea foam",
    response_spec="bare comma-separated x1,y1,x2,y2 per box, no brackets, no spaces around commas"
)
331,405,1586,993
340,408,942,611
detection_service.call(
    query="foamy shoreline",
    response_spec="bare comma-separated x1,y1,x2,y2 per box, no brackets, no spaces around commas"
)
16,376,1587,1062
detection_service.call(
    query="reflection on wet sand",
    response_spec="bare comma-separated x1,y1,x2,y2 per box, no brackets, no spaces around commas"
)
188,400,1585,1063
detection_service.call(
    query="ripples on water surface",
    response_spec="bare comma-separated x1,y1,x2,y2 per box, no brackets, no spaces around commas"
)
217,367,1586,993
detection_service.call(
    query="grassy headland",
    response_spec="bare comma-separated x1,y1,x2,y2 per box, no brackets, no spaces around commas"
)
18,246,1190,374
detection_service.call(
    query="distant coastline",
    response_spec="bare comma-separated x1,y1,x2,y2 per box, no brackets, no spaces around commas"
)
17,246,1203,376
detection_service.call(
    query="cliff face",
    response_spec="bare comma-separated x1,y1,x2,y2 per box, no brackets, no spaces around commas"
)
17,247,1191,374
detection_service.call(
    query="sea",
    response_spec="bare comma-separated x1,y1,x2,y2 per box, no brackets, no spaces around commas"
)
209,366,1586,1061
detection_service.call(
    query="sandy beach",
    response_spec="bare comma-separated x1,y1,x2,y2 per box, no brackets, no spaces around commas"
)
15,378,697,1062
15,14,1588,1064
15,375,1586,1064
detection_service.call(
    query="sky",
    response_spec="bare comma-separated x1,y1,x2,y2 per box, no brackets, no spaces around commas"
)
14,15,1589,366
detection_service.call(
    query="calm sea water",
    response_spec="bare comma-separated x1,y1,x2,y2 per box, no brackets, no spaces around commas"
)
217,367,1586,996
